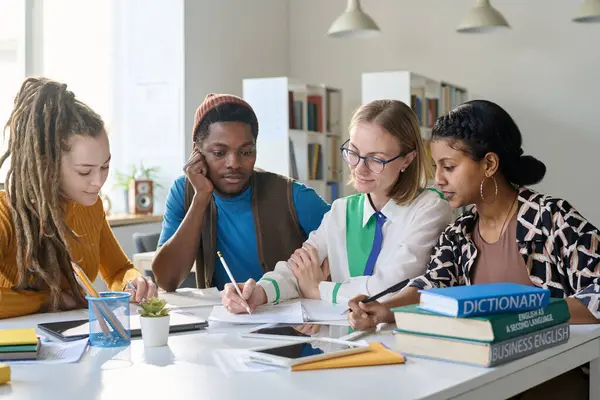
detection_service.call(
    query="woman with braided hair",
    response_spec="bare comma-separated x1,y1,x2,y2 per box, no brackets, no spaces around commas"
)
347,99,597,398
0,77,156,319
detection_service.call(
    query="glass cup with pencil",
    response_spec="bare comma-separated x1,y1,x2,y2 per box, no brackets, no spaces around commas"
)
72,263,132,347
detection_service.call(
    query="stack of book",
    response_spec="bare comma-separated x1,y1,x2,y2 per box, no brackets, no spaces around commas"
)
392,283,570,367
0,328,40,362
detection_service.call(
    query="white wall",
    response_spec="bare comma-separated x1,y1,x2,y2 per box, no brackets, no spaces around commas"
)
288,0,600,224
183,0,290,156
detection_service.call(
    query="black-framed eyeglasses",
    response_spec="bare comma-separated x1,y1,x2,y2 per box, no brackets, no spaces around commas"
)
339,139,407,174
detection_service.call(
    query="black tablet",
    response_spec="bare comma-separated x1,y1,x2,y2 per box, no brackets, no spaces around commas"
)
38,313,208,342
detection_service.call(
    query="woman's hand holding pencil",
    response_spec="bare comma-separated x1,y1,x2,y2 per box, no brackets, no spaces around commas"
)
347,294,395,331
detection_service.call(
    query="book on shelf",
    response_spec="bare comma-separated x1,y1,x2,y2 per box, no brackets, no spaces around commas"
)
410,88,439,129
307,143,323,180
288,89,341,134
307,95,323,132
327,135,340,182
288,90,304,130
440,83,467,115
394,322,569,368
327,182,340,202
289,138,299,180
326,89,342,133
392,298,569,343
418,282,551,318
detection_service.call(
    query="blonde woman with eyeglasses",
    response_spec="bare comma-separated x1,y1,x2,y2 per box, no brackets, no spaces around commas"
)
220,100,453,312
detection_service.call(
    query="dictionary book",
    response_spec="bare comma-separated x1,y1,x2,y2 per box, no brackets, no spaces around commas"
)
418,283,550,317
393,322,569,367
392,298,569,342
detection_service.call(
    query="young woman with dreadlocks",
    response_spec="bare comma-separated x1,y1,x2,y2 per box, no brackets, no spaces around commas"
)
0,77,157,319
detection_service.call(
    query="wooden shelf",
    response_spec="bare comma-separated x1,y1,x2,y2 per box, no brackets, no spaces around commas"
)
107,213,163,227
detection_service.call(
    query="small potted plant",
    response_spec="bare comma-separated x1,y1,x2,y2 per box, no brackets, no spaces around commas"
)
139,297,170,347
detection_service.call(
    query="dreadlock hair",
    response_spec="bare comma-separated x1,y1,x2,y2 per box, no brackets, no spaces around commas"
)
0,77,105,310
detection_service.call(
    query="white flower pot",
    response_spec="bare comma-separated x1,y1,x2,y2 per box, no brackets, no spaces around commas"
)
140,315,170,347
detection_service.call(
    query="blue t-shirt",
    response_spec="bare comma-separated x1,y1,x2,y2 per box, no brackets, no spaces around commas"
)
158,176,331,290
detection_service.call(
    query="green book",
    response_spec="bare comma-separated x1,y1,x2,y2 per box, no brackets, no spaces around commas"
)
0,343,39,353
392,298,570,343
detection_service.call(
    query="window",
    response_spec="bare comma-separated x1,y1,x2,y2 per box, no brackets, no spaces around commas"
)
0,1,25,184
42,0,113,129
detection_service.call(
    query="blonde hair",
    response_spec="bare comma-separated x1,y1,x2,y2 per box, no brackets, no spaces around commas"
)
348,99,430,205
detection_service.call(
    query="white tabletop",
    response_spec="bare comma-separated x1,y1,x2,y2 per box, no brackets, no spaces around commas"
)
1,304,599,400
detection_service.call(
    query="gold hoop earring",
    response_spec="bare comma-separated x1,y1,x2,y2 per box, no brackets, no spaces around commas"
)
480,176,498,204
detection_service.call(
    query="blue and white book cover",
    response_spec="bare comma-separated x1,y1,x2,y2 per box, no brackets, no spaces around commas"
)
418,283,551,317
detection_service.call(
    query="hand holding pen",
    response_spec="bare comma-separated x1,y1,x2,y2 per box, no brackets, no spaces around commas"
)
218,251,269,314
218,251,252,314
124,276,158,303
342,278,410,315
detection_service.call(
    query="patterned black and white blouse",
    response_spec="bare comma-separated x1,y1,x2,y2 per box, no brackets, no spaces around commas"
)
410,187,600,319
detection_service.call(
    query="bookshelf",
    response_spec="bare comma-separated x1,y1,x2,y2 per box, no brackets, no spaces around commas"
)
361,71,469,217
362,71,468,140
243,77,344,203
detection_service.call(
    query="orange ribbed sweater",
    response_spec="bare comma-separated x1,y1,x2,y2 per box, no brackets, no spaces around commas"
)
0,191,141,319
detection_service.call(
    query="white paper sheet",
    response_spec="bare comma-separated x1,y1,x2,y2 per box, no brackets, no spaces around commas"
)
212,348,288,375
300,299,348,322
159,287,222,309
208,301,304,324
6,338,89,364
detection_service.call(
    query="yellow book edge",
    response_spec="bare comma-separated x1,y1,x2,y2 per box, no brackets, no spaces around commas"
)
0,364,10,385
292,342,405,372
0,328,38,347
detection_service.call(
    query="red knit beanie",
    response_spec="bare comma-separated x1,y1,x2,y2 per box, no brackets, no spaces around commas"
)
192,93,258,142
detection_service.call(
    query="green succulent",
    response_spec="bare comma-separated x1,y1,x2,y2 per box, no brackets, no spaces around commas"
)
138,297,170,318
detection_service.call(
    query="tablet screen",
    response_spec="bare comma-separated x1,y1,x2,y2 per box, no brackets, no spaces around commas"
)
41,319,88,334
253,341,353,360
38,320,89,340
248,324,354,339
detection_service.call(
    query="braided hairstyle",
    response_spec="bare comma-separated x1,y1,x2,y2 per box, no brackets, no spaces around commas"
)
431,100,546,187
0,77,105,310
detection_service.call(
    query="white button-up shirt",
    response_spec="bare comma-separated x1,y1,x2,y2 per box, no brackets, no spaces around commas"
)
258,189,453,305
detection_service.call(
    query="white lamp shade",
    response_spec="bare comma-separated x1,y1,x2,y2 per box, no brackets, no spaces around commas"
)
328,0,380,39
456,0,510,33
573,0,600,22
